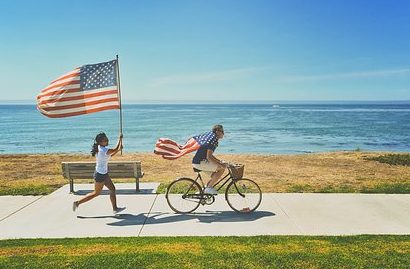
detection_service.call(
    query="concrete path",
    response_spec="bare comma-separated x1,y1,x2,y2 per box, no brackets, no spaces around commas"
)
0,184,409,239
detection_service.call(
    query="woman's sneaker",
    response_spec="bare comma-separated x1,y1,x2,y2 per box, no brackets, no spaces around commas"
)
203,187,218,195
113,207,126,215
72,201,78,212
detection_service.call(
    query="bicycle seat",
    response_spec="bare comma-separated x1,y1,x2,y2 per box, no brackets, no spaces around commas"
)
193,168,202,173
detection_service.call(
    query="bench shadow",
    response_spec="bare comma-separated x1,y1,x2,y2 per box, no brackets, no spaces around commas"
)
74,189,156,195
77,210,275,226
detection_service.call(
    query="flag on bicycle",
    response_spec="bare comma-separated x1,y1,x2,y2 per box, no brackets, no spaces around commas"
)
154,138,200,160
154,131,218,160
37,59,119,118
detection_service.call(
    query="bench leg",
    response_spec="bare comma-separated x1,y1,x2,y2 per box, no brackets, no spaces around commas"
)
69,178,74,193
135,177,140,192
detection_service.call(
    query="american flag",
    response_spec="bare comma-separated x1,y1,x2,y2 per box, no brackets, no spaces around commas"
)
154,132,218,160
37,60,120,118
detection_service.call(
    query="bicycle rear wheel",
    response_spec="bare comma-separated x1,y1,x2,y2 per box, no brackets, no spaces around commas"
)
225,178,262,213
166,177,202,213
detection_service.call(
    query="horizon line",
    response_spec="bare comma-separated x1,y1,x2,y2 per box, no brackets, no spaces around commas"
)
1,99,410,105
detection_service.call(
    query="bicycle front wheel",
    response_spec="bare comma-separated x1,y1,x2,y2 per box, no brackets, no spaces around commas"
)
225,178,262,213
166,177,202,213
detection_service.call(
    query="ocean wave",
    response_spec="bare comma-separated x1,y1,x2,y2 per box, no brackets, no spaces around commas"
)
280,108,410,112
1,104,409,154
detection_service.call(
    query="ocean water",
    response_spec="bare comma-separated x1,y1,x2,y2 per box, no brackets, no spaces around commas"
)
0,103,409,154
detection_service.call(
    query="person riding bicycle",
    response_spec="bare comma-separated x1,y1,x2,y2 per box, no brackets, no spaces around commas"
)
192,124,228,195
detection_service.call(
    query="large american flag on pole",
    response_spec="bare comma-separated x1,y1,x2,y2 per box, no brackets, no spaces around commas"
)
37,60,120,118
154,132,218,160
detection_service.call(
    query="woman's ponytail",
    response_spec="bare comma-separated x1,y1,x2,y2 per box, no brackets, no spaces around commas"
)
91,132,107,156
91,142,98,156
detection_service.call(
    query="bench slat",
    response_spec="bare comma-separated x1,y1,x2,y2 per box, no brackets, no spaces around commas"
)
65,167,136,173
68,172,138,179
62,161,140,165
65,164,135,168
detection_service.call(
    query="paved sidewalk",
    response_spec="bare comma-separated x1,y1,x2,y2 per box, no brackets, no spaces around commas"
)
0,183,409,239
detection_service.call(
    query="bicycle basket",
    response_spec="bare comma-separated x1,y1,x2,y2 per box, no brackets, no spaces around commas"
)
230,164,244,180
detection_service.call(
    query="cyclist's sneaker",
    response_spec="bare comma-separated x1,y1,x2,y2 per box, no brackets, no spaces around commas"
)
204,187,218,195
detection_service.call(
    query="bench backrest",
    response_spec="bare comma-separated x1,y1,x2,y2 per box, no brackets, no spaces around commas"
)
62,161,142,179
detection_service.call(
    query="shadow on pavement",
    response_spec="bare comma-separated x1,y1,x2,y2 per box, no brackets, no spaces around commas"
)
73,189,156,195
77,210,275,226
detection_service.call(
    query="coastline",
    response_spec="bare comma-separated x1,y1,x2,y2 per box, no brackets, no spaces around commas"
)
1,151,409,195
2,103,409,154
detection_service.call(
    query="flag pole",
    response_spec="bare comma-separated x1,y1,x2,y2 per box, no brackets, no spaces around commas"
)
116,54,123,155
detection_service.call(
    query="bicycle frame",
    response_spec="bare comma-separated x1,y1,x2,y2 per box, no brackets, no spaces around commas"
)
190,167,245,198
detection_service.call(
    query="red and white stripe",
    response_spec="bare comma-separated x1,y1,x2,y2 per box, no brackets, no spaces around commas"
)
154,138,200,160
36,68,119,118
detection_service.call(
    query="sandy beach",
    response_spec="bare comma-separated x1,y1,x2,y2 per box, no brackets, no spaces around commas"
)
1,151,409,195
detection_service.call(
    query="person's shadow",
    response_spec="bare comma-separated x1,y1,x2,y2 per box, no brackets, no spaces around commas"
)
77,210,275,226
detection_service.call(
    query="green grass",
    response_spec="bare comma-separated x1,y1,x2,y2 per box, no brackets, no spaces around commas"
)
287,183,410,194
361,182,410,194
319,184,356,193
0,184,61,196
0,235,409,269
367,153,410,166
287,184,357,193
287,184,315,193
3,181,409,196
156,183,168,194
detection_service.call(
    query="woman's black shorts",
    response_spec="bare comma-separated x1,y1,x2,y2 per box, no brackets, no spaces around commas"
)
93,172,109,183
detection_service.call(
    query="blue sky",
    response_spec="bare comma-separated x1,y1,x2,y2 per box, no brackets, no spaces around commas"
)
0,0,409,102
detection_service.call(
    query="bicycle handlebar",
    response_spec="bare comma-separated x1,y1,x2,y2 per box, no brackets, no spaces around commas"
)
224,162,242,167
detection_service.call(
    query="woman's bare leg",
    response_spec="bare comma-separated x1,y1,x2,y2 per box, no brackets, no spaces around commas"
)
76,182,104,206
104,177,118,210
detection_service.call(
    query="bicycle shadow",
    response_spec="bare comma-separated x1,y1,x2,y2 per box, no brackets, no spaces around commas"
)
147,210,275,225
77,210,275,226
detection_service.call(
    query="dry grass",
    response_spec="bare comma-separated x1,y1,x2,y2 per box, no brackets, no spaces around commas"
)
0,151,409,194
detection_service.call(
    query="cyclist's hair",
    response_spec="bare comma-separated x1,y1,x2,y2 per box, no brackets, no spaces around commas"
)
91,132,108,157
212,124,224,134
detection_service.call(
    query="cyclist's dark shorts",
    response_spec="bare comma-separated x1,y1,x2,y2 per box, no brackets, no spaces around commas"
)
94,172,109,183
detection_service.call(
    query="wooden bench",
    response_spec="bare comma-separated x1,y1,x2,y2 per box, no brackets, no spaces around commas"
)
62,161,144,193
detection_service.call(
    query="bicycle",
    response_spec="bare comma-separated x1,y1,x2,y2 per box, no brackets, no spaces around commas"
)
165,163,262,214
